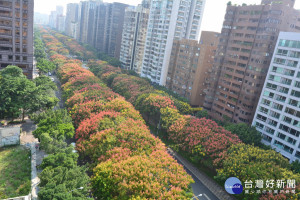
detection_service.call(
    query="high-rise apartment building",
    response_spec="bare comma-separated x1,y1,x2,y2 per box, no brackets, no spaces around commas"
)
0,0,34,79
65,3,79,38
78,0,103,44
49,6,64,30
119,4,149,74
204,0,300,124
56,6,64,16
92,2,128,58
166,31,219,106
94,2,108,52
57,15,65,32
253,32,300,162
141,0,206,85
49,11,58,28
106,2,128,58
79,1,95,43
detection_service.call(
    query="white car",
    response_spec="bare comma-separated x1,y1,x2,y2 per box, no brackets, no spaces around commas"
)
51,78,54,81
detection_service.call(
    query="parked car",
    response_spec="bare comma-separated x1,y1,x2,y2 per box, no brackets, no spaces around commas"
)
51,78,54,81
48,72,52,76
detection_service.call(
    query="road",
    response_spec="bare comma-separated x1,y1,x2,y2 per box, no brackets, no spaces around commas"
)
51,74,64,109
167,148,219,200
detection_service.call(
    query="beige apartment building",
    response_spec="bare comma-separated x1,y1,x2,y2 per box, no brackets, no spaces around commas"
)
166,31,219,107
0,0,34,78
204,0,300,124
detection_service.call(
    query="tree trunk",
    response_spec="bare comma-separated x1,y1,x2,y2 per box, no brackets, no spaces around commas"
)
22,110,25,121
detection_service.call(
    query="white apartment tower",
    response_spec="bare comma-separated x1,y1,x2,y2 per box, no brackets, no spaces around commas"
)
253,32,300,162
141,0,205,85
120,5,149,74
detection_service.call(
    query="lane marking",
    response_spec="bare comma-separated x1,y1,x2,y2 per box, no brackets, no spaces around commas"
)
204,193,212,200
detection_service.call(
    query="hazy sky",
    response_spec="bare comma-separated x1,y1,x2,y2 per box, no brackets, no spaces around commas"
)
34,0,300,33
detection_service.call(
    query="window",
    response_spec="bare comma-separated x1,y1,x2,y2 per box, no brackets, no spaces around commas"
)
273,57,286,65
262,134,272,142
265,127,275,135
255,121,264,129
259,106,269,114
261,98,271,106
295,81,300,88
269,111,280,119
283,116,292,124
291,90,300,98
293,119,300,128
281,78,292,85
288,99,300,108
257,114,267,122
276,49,288,56
286,60,298,67
289,50,300,58
295,151,300,159
285,107,300,118
272,102,283,111
263,90,274,98
277,132,286,140
278,86,289,94
266,82,277,90
275,95,286,102
268,119,278,127
272,66,283,73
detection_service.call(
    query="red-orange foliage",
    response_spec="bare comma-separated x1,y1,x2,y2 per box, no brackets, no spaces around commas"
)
168,117,241,165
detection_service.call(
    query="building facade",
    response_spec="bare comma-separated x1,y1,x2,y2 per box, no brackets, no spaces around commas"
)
49,6,64,31
253,32,300,162
204,0,300,124
57,15,65,32
166,31,219,106
106,2,128,58
49,10,58,28
119,4,149,74
90,2,128,58
141,0,206,85
79,1,92,43
94,2,108,52
65,3,79,38
0,0,34,78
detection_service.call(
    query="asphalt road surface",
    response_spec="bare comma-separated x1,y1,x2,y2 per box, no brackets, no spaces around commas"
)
168,149,220,200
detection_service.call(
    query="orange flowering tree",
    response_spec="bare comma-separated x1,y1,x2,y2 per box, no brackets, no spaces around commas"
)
92,150,194,199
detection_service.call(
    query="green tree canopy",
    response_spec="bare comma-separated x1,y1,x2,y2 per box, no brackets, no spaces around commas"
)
36,58,56,74
225,123,262,146
0,66,34,119
0,66,58,120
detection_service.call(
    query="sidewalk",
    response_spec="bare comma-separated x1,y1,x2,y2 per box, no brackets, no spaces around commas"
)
20,118,46,200
168,148,236,200
30,143,39,200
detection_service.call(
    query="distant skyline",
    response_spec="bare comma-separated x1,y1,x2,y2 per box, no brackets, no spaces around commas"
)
35,0,300,34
